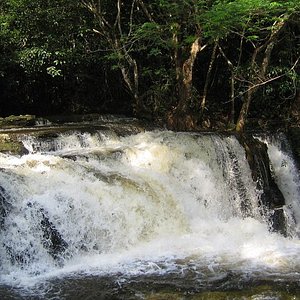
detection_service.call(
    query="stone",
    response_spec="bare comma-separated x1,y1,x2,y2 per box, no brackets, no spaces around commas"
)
0,134,28,155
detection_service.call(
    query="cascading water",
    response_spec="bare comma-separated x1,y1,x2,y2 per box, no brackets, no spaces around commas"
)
0,122,299,298
261,133,300,237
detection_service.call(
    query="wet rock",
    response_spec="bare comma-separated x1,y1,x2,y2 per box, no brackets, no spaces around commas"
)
238,134,287,235
5,245,33,266
0,134,29,155
39,207,68,260
227,149,253,217
0,115,36,128
27,202,68,259
271,208,288,236
0,186,12,229
4,203,68,266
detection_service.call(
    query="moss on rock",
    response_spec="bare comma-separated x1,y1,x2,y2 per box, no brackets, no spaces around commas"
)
0,115,36,128
0,134,28,155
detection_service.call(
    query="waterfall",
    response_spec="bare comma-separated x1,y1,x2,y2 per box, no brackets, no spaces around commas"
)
261,133,300,236
0,127,299,290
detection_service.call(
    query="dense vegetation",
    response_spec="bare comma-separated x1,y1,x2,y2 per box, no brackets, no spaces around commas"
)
0,0,299,131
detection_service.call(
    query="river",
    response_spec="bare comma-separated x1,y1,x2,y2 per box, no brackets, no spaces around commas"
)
0,116,299,299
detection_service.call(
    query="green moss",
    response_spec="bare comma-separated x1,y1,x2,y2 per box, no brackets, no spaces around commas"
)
0,115,36,128
0,134,27,155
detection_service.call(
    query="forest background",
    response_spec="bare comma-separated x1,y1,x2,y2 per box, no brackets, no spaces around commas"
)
0,0,299,132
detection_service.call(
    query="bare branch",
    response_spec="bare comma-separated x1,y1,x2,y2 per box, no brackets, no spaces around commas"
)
234,56,299,101
114,0,123,36
137,0,155,22
128,0,136,37
81,0,111,30
217,43,233,70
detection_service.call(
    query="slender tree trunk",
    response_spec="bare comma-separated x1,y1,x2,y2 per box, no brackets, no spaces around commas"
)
115,35,141,113
217,44,235,124
291,89,300,122
236,89,254,132
235,42,275,133
137,0,154,22
201,42,218,112
230,74,235,124
119,61,141,113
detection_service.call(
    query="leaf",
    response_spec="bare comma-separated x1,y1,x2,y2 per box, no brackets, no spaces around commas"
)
46,66,62,77
148,48,162,57
246,35,259,41
184,35,197,45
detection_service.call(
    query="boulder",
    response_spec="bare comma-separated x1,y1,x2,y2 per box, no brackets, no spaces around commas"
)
0,134,28,155
238,134,287,235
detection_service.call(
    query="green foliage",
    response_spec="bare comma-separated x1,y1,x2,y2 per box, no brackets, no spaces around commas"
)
46,66,62,77
18,48,51,73
203,0,299,40
1,0,92,75
265,65,299,102
0,0,299,122
0,0,112,116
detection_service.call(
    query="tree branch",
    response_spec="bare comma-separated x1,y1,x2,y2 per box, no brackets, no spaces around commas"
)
137,0,155,22
115,0,123,36
234,56,299,101
128,0,136,37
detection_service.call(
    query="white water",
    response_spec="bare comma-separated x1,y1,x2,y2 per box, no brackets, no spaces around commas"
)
262,133,300,236
0,129,299,288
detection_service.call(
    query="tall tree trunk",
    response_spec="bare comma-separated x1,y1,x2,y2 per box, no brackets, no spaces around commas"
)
168,38,201,130
119,58,140,113
201,42,218,112
176,37,201,112
115,36,141,114
235,88,255,132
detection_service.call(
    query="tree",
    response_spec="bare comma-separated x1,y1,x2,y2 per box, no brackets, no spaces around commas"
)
81,1,210,127
0,0,109,115
81,0,143,113
1,0,298,127
204,0,300,132
135,0,205,128
235,2,299,132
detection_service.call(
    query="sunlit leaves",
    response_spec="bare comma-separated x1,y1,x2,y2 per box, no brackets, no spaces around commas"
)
46,66,62,77
203,0,299,40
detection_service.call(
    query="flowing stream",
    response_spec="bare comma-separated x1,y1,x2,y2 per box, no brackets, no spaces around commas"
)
0,119,299,299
